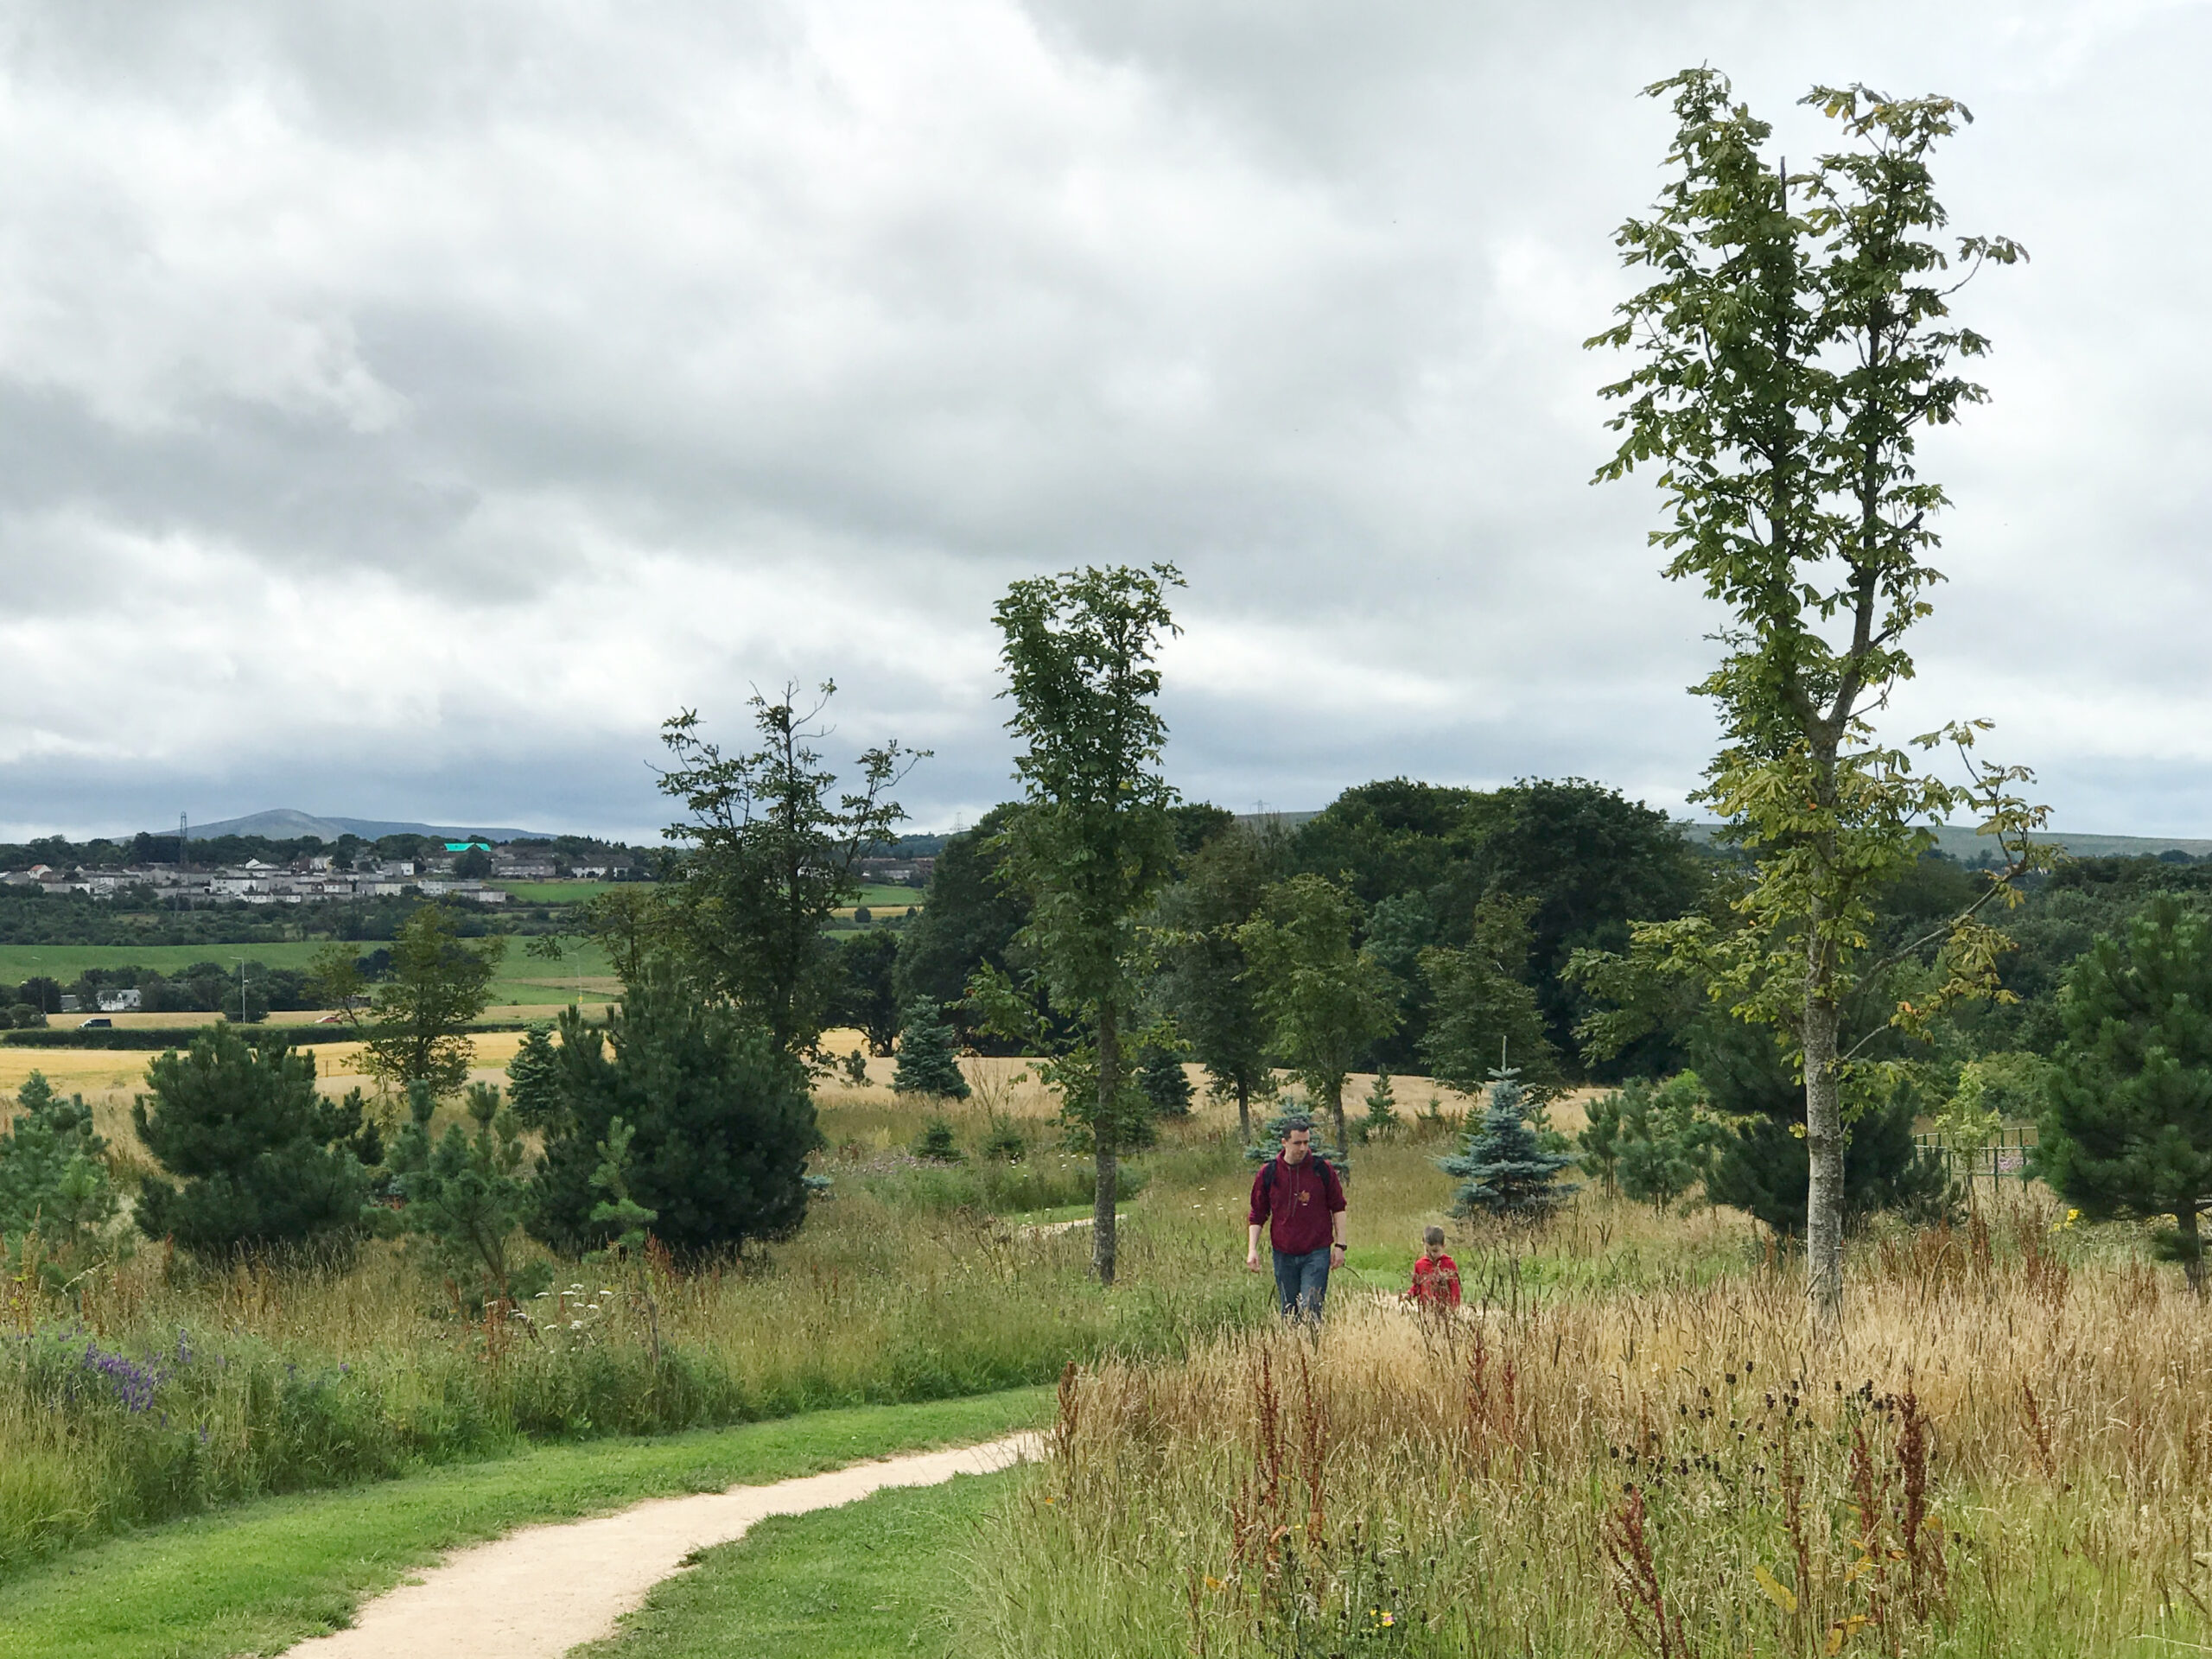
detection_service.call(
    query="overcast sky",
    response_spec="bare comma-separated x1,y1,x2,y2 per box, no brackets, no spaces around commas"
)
3,0,2205,843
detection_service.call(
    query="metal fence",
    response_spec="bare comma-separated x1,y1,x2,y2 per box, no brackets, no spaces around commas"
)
1914,1123,2039,1187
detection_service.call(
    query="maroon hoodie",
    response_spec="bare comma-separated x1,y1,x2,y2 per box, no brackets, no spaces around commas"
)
1248,1154,1346,1255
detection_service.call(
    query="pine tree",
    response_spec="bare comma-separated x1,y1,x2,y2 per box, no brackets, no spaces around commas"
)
385,1080,538,1306
0,1071,117,1249
133,1027,378,1256
1439,1070,1576,1221
527,966,820,1256
893,1000,971,1099
2037,896,2212,1291
1357,1069,1397,1143
1138,1046,1193,1117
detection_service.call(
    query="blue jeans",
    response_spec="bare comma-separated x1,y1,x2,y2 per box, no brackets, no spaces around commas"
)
1272,1247,1332,1321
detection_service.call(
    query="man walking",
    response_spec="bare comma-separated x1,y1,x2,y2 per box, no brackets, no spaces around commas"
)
1245,1116,1346,1321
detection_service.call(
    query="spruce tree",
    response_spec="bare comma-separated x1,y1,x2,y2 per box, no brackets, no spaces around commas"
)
505,1022,565,1130
1138,1046,1193,1117
1439,1070,1576,1221
1244,1101,1349,1179
893,1000,971,1099
133,1028,377,1256
0,1071,117,1249
2037,897,2212,1291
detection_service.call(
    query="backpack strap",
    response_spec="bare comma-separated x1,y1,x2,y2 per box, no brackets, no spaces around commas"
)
1261,1154,1332,1194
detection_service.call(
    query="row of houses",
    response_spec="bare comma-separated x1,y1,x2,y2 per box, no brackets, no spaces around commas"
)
1,860,510,906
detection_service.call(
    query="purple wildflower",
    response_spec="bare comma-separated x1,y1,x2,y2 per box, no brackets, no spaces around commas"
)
79,1341,162,1413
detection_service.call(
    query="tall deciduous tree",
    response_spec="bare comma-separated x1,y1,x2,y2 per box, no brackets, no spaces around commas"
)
1238,873,1401,1152
1154,823,1278,1138
1419,897,1560,1095
364,906,504,1097
988,563,1182,1286
831,931,903,1057
2036,899,2212,1294
658,684,921,1056
1588,69,2044,1331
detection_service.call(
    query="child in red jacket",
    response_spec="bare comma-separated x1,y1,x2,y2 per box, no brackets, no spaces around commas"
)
1406,1225,1461,1310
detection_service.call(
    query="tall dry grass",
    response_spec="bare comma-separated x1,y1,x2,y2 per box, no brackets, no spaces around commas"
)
968,1198,2212,1657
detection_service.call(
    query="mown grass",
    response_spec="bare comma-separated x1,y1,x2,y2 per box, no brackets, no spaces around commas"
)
0,1388,1046,1659
575,1467,1011,1659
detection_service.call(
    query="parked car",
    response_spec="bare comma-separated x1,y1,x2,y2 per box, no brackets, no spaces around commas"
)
79,1016,112,1029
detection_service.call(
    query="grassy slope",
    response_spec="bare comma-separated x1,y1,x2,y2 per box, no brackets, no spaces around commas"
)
0,1389,1046,1659
575,1468,1012,1659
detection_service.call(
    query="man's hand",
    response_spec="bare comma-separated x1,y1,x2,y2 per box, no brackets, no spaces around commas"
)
1329,1243,1346,1263
1246,1249,1262,1273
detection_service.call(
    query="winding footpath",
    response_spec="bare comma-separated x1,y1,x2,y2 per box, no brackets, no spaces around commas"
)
284,1433,1040,1658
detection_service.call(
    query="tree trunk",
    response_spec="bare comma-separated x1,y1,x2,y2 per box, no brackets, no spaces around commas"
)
1093,1001,1121,1287
1802,969,1846,1338
1236,1075,1250,1142
2180,1206,2204,1299
1326,1075,1346,1154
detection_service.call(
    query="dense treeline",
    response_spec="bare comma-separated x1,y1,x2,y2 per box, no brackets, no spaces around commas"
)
860,778,1710,1086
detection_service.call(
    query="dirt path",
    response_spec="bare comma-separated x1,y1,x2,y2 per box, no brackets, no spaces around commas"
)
283,1433,1039,1659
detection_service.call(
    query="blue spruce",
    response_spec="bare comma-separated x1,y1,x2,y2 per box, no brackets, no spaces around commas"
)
893,1000,971,1100
1440,1069,1576,1220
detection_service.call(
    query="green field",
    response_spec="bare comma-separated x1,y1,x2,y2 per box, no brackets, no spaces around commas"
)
0,940,619,1012
847,883,925,911
0,942,334,983
493,880,619,903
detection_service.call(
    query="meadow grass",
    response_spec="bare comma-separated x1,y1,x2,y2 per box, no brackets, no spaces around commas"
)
0,1388,1046,1659
964,1195,2211,1658
0,1090,1288,1577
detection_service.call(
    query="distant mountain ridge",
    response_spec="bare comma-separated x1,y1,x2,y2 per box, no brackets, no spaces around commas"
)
167,808,562,843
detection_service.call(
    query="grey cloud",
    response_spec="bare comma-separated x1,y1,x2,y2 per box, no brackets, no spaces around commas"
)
0,0,2205,840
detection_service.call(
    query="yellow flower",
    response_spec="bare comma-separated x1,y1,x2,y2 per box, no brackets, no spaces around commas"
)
1381,1611,1396,1627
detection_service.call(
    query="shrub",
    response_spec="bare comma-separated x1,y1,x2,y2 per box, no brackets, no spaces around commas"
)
912,1118,965,1164
530,968,822,1256
981,1116,1029,1163
131,1029,377,1256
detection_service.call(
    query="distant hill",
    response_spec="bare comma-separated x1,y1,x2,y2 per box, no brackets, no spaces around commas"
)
1685,823,2212,861
171,808,561,843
